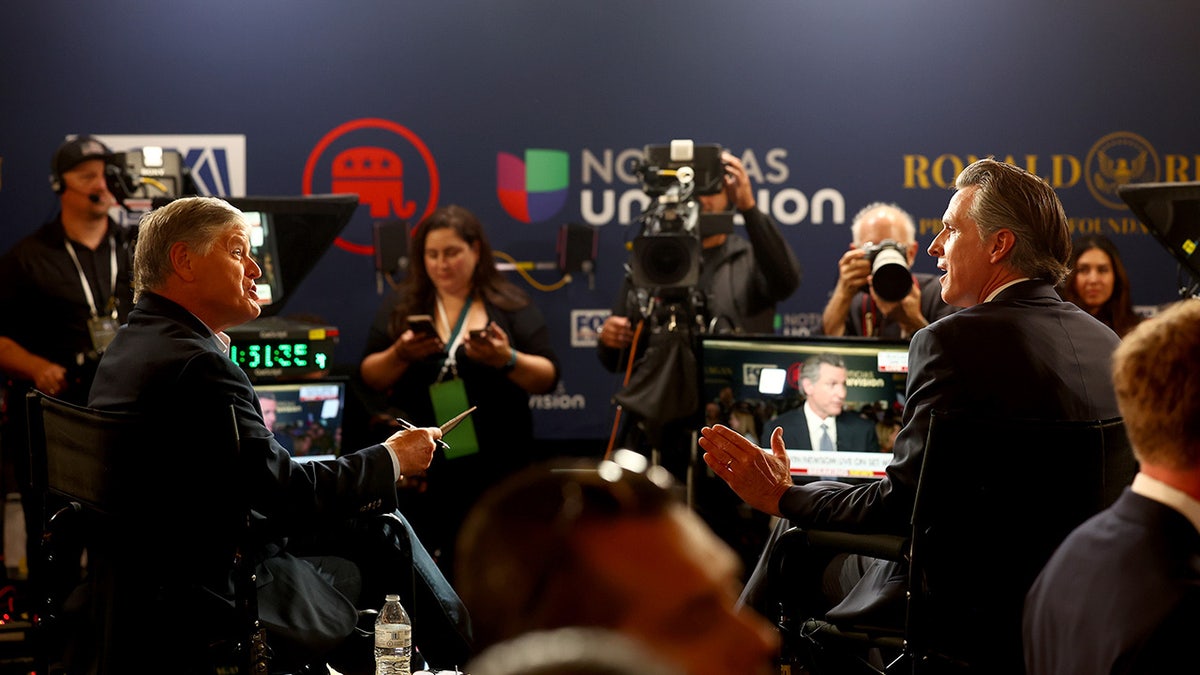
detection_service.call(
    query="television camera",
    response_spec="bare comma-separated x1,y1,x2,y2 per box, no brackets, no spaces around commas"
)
628,140,732,327
103,146,199,210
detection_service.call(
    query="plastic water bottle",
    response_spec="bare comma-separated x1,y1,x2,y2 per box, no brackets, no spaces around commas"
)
375,593,412,675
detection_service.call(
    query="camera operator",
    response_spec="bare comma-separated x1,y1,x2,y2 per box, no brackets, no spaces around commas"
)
597,149,801,479
820,202,956,339
0,135,133,593
598,151,801,366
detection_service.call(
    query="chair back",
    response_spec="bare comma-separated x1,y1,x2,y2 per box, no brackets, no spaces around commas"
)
905,410,1135,673
26,389,268,674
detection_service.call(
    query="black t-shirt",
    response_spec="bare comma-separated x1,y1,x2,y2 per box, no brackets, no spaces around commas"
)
0,216,133,403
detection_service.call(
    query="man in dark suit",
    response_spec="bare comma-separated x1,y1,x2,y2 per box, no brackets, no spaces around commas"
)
88,197,472,673
700,159,1121,632
760,352,878,480
1023,298,1200,675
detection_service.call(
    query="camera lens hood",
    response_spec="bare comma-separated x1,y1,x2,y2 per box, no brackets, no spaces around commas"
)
870,247,912,302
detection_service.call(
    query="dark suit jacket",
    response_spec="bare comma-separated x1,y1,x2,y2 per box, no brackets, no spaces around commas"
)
778,279,1122,532
741,280,1123,636
88,293,469,665
1023,489,1200,675
761,407,880,452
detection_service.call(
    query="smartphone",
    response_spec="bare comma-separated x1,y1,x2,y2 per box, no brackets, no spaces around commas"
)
468,327,492,341
407,314,437,338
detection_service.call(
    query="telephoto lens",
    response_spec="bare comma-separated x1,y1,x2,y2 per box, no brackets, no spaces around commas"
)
862,240,912,302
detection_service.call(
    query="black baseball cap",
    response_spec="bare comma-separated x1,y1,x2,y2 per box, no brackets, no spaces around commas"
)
51,135,113,177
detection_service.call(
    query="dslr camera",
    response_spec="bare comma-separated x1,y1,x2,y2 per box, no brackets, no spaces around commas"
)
861,239,912,302
629,140,726,293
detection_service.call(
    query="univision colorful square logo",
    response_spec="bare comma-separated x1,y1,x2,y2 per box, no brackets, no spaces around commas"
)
497,149,569,223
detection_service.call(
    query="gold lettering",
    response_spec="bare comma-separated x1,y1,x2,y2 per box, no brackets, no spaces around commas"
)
1051,155,1081,188
903,155,930,189
931,155,967,189
1165,155,1193,182
919,217,943,236
1069,218,1102,234
1108,218,1148,234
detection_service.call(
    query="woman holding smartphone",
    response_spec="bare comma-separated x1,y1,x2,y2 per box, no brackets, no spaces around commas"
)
359,204,560,580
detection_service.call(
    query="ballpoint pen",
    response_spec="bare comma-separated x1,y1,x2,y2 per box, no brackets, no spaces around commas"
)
395,406,477,451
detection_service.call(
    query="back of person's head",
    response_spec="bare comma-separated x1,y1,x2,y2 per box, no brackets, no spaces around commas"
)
466,627,684,675
1111,298,1200,471
850,202,916,245
455,450,777,675
955,158,1071,285
455,450,677,649
133,196,244,300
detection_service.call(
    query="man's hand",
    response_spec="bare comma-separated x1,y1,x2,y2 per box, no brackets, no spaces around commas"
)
821,246,871,336
383,426,442,478
721,153,756,211
32,361,70,397
699,424,792,517
834,247,872,298
598,315,633,350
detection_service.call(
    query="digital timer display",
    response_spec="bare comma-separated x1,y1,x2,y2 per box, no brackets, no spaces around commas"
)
229,341,331,372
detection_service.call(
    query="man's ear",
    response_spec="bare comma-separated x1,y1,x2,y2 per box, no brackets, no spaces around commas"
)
989,228,1016,263
906,241,920,264
168,241,196,282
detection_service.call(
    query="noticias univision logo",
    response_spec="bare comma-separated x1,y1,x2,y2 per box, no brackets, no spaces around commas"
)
496,149,569,223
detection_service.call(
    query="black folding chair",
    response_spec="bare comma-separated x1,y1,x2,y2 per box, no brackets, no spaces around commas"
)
26,389,268,674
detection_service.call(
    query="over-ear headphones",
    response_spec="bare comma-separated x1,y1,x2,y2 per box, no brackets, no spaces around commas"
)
49,135,113,195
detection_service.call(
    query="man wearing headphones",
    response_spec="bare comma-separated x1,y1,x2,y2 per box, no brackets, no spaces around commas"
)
0,135,133,591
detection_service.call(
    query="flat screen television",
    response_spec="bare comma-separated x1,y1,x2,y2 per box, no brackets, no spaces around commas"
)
255,377,348,462
1118,181,1200,290
700,335,910,480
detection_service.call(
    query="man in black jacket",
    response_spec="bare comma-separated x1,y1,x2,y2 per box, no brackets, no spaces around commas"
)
701,158,1121,633
596,150,801,479
1023,298,1200,675
88,196,472,673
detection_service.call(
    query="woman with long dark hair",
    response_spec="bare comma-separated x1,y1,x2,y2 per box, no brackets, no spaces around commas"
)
1059,234,1143,338
359,205,559,579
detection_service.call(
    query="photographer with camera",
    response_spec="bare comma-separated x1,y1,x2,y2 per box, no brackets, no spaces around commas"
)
820,202,956,339
597,145,801,480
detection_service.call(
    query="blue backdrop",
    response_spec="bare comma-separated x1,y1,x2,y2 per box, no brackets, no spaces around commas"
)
3,0,1197,441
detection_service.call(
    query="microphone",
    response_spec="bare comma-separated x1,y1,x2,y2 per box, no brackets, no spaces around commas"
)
64,183,104,204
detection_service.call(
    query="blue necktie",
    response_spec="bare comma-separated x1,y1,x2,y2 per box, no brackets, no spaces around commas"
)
819,422,835,453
